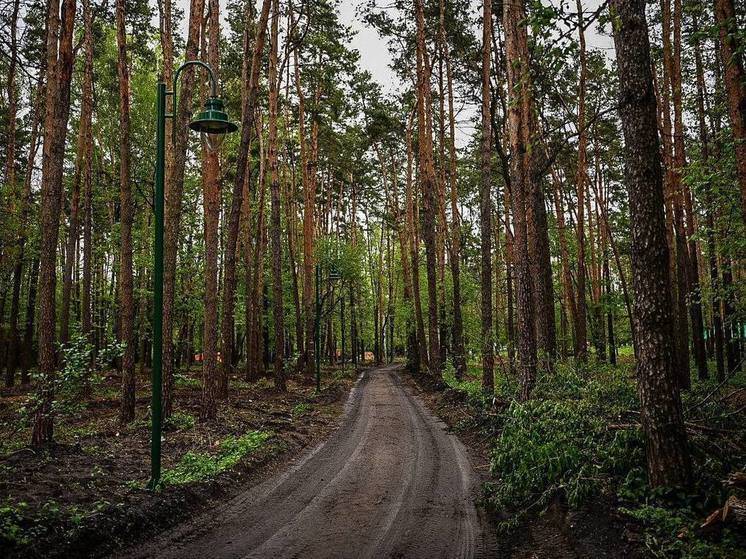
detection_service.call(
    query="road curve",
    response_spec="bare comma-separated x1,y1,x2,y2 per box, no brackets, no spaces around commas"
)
121,365,492,558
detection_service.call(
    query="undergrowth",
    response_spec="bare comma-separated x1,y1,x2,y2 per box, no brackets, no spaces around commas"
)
445,358,746,558
161,430,273,486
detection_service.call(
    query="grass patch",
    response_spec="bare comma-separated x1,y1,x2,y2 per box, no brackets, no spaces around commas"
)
161,430,272,486
164,411,196,431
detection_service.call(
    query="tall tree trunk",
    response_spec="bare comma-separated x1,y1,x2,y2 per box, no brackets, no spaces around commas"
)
503,0,537,400
116,0,136,423
3,0,20,384
32,0,77,446
671,0,707,380
611,0,692,488
714,0,746,220
551,169,578,357
218,0,272,398
480,0,494,393
659,0,691,390
693,12,725,381
200,0,222,419
414,0,441,375
406,115,428,372
439,0,465,380
295,40,315,378
162,0,206,419
574,0,589,361
268,0,286,392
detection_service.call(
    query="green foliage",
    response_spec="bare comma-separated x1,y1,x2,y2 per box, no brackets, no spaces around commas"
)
19,336,124,427
291,403,312,419
481,362,746,557
488,381,643,514
161,431,272,486
0,501,30,546
164,411,196,431
621,504,746,559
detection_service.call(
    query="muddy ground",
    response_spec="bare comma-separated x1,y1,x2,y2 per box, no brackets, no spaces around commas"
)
0,364,359,558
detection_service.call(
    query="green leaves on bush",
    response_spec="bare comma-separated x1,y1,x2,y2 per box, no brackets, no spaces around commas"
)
489,397,644,513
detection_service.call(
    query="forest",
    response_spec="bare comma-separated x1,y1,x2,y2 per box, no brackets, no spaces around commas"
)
0,0,745,557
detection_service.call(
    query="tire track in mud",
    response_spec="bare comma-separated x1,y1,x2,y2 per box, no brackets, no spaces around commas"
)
118,364,494,559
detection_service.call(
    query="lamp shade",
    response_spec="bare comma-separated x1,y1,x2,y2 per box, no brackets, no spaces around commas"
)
189,97,238,150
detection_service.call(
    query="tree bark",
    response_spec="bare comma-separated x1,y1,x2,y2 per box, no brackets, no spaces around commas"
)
200,0,222,420
610,0,692,488
503,0,537,400
574,0,589,361
268,0,286,392
116,0,136,423
693,12,725,381
161,0,207,418
32,0,77,445
480,0,494,393
218,0,272,398
414,0,441,375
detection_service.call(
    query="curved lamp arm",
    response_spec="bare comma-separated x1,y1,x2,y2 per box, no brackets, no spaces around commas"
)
169,60,218,141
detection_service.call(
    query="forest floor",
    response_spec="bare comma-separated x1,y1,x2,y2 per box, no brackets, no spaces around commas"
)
403,354,746,559
402,367,646,559
0,362,360,558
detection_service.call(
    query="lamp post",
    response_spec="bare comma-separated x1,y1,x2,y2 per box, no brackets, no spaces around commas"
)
314,262,341,393
149,61,237,490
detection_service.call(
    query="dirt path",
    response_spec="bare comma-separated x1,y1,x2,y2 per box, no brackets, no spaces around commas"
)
118,365,494,558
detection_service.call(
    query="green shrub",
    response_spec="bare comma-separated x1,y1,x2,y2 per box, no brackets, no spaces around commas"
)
164,411,196,431
161,431,272,486
488,396,644,514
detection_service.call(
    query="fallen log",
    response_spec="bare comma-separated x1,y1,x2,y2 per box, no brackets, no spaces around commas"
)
723,496,746,527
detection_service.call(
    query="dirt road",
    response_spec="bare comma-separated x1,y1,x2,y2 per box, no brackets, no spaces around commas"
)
120,365,493,558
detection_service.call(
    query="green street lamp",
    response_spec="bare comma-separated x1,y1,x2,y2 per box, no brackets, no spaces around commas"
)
315,262,341,393
149,61,237,490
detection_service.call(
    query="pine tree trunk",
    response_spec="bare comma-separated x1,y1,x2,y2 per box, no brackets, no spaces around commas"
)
440,1,465,379
116,0,136,423
574,0,589,361
480,0,494,393
693,13,725,380
671,0,707,380
414,0,441,375
610,0,692,488
32,0,77,446
268,0,286,392
218,0,272,398
200,0,222,420
406,116,428,372
162,0,206,419
503,0,537,400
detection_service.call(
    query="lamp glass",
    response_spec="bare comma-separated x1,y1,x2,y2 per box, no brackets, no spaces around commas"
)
202,131,226,152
